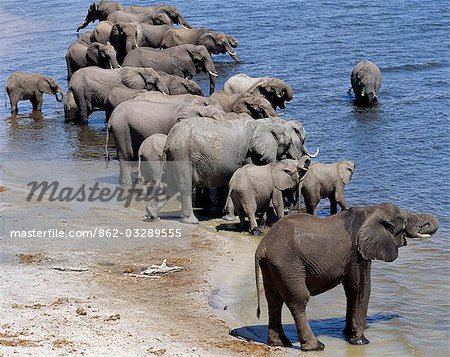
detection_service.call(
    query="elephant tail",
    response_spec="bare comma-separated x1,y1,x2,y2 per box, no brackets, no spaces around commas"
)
255,254,262,319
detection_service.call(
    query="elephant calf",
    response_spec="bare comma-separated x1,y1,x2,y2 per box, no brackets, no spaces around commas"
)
227,158,310,235
5,72,64,114
137,134,167,187
350,60,382,105
300,160,355,215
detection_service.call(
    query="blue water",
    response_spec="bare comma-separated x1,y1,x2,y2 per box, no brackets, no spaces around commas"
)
0,1,448,355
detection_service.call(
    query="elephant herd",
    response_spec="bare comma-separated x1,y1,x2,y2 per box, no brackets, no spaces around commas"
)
4,0,439,352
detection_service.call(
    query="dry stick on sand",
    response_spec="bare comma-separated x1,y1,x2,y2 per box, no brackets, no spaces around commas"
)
126,259,183,278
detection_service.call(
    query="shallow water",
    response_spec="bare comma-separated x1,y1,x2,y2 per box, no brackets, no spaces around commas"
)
0,0,449,355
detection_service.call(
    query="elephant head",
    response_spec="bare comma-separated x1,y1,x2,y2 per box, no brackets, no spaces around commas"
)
77,3,99,32
157,5,193,28
280,120,319,159
197,32,240,63
227,35,239,48
172,77,203,96
357,203,439,262
110,22,143,63
338,161,356,185
86,42,120,69
38,76,64,102
272,157,311,191
232,94,277,119
178,104,224,122
187,45,218,95
121,68,169,94
251,78,293,110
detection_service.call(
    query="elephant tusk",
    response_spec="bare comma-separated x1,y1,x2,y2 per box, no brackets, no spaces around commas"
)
110,65,113,69
307,147,320,158
118,64,122,68
415,233,431,238
208,71,219,77
227,50,237,56
181,24,188,29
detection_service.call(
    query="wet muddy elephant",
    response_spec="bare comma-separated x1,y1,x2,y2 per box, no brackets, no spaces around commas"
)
255,203,439,351
350,60,381,105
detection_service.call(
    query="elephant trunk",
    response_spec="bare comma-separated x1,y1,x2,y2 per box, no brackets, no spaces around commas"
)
55,88,64,102
109,56,120,70
178,16,193,29
156,81,170,96
204,60,218,95
405,213,439,238
301,143,319,158
225,43,240,63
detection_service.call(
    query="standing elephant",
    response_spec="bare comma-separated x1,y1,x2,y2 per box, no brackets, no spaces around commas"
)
137,133,167,187
223,74,293,110
210,91,276,119
66,67,169,123
123,45,218,94
65,41,119,79
161,28,240,63
145,117,317,223
6,72,64,114
106,97,223,184
300,160,355,215
227,158,310,235
124,5,193,29
77,0,123,32
350,60,381,105
255,203,439,351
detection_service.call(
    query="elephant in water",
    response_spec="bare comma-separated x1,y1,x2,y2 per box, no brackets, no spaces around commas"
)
66,67,169,123
77,1,123,32
300,160,355,215
350,60,381,105
65,41,120,79
145,117,318,224
223,74,293,110
5,72,64,114
161,28,240,63
123,45,218,94
255,203,439,351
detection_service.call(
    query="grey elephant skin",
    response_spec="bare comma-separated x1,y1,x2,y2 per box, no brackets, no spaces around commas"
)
137,133,167,187
123,5,193,29
65,41,119,79
5,72,64,114
89,21,114,44
106,96,223,185
66,66,169,123
77,1,123,32
161,28,240,63
227,158,310,235
255,203,439,351
300,160,355,215
223,74,293,110
145,117,310,224
123,44,218,95
350,60,381,105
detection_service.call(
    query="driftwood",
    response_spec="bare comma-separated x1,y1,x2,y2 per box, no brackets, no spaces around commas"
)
50,266,89,272
126,259,183,278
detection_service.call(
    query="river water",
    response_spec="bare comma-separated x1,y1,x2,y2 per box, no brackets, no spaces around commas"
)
0,0,448,355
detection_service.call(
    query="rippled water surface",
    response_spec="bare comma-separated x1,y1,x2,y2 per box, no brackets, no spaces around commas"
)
0,0,449,355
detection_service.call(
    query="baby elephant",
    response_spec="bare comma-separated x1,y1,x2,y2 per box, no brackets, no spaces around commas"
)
6,72,64,113
137,134,167,187
228,157,310,235
300,160,355,215
350,60,381,105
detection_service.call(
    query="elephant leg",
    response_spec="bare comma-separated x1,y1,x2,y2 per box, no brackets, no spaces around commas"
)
176,164,198,224
244,201,260,235
119,160,134,187
335,188,349,212
304,195,318,216
8,92,19,113
329,195,338,215
238,215,245,231
272,190,285,220
34,93,44,111
342,261,371,345
264,285,292,347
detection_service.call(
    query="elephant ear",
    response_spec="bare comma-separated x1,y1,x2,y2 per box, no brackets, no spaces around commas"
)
272,162,296,191
357,209,399,262
249,122,282,163
121,68,145,89
37,77,52,93
339,161,354,185
86,43,100,64
198,33,216,52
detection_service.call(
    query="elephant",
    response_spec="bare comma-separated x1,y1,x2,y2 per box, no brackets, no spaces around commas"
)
106,97,224,185
350,60,381,105
66,67,169,123
104,74,202,120
227,158,310,235
124,5,193,29
161,28,240,63
89,21,114,44
137,133,167,187
255,203,439,351
144,117,318,224
299,160,355,215
77,0,123,32
65,41,119,79
223,74,294,110
123,44,218,95
5,72,64,114
210,91,277,119
106,10,172,26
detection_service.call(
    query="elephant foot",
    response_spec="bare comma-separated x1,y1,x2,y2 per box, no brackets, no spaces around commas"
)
180,215,199,225
267,329,292,347
347,335,370,345
301,339,325,351
221,213,238,222
250,227,262,236
145,205,160,220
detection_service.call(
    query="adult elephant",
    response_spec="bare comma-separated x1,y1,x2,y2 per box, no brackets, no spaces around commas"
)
77,0,123,32
210,91,276,119
161,28,240,63
104,74,202,120
66,67,169,123
255,203,439,350
224,74,293,110
106,10,171,26
65,41,119,79
123,44,218,95
145,117,316,223
350,60,382,105
106,97,223,185
124,5,193,29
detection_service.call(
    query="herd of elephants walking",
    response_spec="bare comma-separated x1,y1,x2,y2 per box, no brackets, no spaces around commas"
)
4,1,439,352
